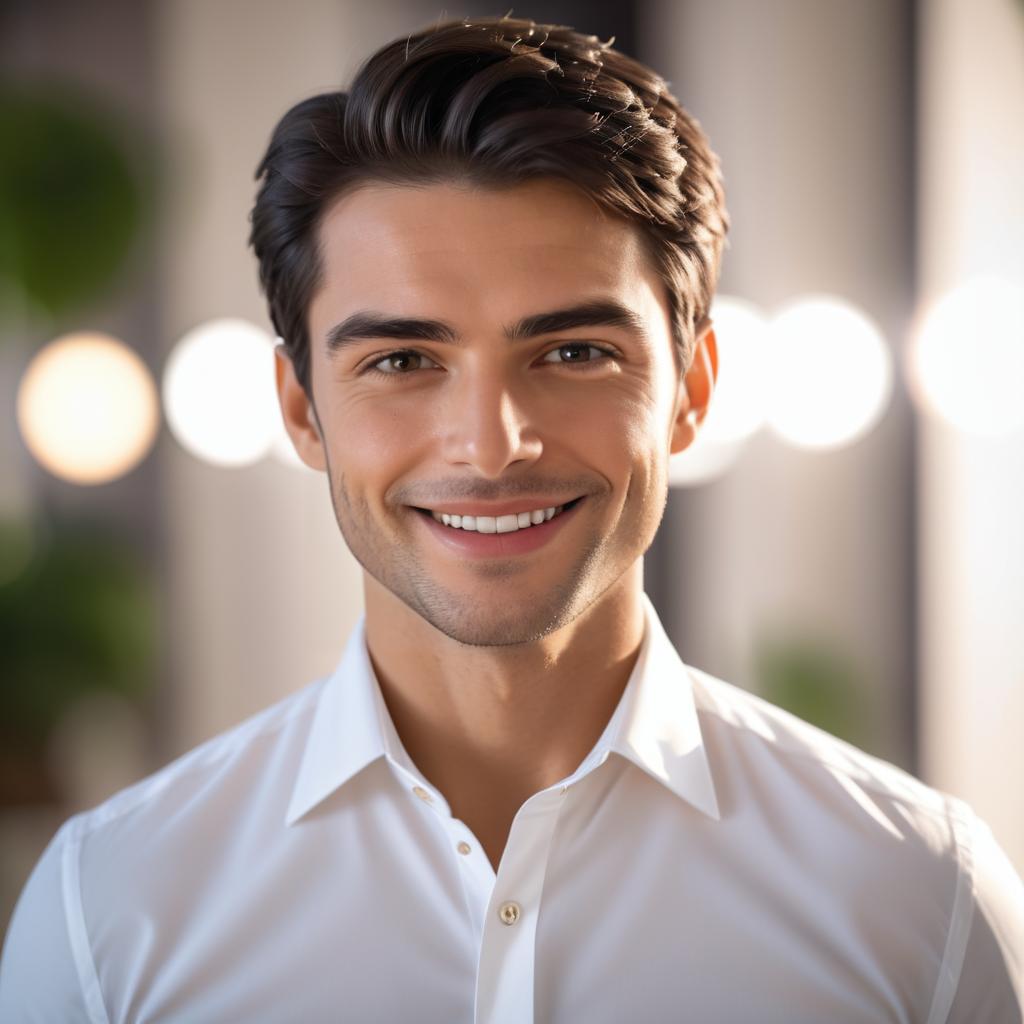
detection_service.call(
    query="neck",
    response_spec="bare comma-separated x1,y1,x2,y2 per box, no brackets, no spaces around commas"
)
362,563,646,828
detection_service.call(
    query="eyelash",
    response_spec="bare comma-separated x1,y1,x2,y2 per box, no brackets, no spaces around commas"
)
361,343,617,380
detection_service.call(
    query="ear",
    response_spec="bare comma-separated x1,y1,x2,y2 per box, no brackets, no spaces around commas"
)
670,317,718,456
275,343,327,471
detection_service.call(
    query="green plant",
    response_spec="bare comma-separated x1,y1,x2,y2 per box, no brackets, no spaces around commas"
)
754,631,875,753
0,83,150,322
0,519,157,803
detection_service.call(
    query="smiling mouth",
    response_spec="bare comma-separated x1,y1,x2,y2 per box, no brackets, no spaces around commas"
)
412,497,584,534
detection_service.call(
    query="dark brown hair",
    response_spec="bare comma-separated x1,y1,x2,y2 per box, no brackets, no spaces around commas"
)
249,14,728,397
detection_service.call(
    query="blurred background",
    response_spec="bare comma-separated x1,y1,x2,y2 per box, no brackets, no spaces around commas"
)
1,0,1022,932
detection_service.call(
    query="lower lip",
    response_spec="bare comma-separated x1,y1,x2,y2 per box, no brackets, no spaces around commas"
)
413,500,584,558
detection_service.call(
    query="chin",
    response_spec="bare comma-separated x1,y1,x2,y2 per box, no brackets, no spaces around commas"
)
416,578,599,648
423,606,565,648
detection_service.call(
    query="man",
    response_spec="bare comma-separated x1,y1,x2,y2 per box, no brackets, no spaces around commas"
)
2,14,1022,1023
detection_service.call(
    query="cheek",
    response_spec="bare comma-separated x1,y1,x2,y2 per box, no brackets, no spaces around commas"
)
328,391,431,464
580,380,666,458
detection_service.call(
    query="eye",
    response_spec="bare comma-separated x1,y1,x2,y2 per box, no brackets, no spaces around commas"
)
364,349,440,376
540,342,615,366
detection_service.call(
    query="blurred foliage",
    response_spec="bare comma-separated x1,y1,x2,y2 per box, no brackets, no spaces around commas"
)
754,632,874,753
0,82,159,804
0,83,148,322
0,518,156,747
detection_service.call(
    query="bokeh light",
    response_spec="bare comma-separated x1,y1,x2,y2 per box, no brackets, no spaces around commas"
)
908,276,1024,437
668,294,769,487
162,317,279,467
701,295,770,444
15,331,159,485
667,432,747,487
764,296,893,450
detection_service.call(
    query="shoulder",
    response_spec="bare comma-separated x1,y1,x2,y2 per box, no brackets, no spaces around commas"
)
688,663,953,827
687,665,1024,1018
67,675,325,857
0,678,327,1017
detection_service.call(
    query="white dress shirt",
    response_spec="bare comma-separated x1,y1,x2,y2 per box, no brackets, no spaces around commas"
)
2,593,1022,1022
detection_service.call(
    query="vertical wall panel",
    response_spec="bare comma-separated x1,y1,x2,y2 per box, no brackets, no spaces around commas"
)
917,0,1024,870
640,0,917,767
153,0,424,755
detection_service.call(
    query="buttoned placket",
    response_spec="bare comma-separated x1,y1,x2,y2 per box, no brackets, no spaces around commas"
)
393,765,494,934
471,784,569,1024
393,750,611,1023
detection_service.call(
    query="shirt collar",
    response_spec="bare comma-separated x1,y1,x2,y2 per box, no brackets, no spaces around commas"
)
286,592,719,826
285,618,389,826
601,592,720,820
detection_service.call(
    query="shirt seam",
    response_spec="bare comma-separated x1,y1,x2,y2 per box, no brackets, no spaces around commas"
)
61,817,111,1024
924,795,977,1024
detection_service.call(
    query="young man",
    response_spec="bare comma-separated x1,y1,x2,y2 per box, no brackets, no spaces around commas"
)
3,15,1022,1023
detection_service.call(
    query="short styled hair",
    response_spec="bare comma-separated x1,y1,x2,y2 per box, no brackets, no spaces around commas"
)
249,14,729,397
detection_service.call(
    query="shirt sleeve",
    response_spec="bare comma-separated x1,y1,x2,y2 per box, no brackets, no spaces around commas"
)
938,802,1024,1023
0,820,101,1023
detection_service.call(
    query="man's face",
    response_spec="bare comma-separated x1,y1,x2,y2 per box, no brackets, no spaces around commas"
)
279,177,707,646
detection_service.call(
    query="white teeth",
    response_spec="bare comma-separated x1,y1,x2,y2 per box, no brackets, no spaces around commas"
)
429,503,568,533
496,514,519,534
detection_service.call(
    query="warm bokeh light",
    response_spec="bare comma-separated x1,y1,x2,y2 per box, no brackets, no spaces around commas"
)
701,295,770,444
667,431,747,487
668,295,768,487
162,317,280,467
908,276,1024,437
765,296,893,450
15,331,159,485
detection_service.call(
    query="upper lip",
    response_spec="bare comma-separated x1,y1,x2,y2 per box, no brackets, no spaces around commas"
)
413,497,584,517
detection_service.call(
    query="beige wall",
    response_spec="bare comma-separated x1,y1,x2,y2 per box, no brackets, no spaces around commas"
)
641,0,917,767
917,0,1024,869
154,0,425,754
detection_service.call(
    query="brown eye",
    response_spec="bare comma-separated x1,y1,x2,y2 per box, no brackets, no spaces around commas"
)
366,350,437,375
541,343,612,365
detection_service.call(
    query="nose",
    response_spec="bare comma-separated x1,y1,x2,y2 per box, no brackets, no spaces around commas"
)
439,370,543,477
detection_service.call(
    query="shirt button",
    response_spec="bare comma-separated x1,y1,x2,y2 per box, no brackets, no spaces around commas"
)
498,901,521,926
456,841,472,855
412,786,432,803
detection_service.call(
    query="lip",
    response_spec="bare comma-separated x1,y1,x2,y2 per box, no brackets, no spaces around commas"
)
413,498,585,558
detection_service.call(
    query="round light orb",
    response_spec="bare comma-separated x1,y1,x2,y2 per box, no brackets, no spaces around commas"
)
908,276,1024,437
668,431,747,487
16,331,159,485
701,295,770,444
764,296,893,450
163,318,279,467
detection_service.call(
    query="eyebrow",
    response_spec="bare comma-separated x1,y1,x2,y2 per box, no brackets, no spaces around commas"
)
324,299,649,357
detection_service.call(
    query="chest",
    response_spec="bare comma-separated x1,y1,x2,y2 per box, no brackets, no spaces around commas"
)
89,768,944,1024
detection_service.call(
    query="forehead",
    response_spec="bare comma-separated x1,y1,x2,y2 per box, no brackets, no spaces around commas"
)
309,178,669,335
